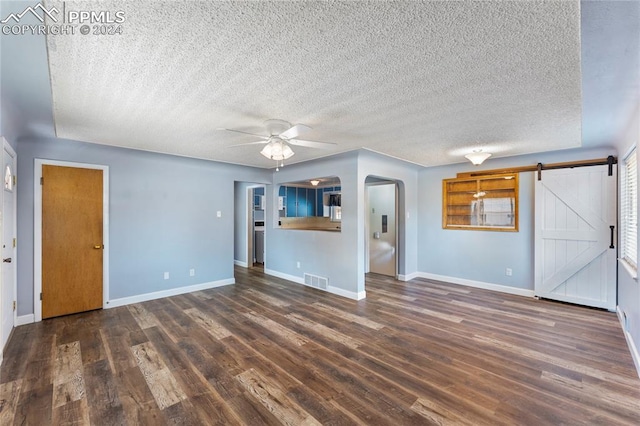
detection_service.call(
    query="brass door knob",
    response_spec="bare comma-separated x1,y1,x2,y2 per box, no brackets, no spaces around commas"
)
94,245,102,249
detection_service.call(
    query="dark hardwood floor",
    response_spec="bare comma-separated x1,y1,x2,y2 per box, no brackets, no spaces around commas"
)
1,266,639,425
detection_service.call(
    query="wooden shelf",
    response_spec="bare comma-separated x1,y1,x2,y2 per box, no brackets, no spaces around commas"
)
442,173,519,232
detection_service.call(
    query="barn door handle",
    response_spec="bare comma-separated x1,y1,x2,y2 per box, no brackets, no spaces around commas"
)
2,258,11,263
610,226,615,249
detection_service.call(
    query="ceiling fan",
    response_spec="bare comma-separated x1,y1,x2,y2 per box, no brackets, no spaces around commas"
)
219,119,336,170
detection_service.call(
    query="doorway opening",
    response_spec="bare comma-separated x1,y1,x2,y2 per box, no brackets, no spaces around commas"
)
233,182,266,271
365,176,403,278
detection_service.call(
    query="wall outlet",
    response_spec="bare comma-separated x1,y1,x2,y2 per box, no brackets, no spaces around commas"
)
216,211,222,218
190,268,195,277
505,268,513,276
296,261,301,269
164,272,170,280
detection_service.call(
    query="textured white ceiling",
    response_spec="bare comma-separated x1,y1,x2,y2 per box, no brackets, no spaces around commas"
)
46,0,582,168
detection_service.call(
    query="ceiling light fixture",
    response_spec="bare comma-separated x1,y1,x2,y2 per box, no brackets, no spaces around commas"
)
465,149,492,165
310,180,320,186
260,137,294,171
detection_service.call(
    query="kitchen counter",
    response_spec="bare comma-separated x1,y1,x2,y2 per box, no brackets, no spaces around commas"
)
279,216,341,232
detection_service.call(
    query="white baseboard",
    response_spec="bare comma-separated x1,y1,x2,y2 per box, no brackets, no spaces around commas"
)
264,268,364,300
398,272,420,282
617,307,640,378
106,278,235,309
16,314,35,326
328,286,366,300
264,268,305,285
234,259,248,267
415,272,535,298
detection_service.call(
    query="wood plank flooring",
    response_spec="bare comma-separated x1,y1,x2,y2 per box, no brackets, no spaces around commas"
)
1,267,639,425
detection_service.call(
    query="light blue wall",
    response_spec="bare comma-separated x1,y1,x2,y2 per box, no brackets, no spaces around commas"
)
613,103,640,373
358,150,420,285
418,147,614,289
0,99,19,151
267,152,360,296
266,150,420,297
16,136,270,316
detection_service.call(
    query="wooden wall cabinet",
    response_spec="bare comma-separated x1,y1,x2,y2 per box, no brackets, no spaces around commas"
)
443,173,519,231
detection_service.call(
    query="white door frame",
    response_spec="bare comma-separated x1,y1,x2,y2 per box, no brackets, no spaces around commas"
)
245,184,266,268
34,159,110,322
0,137,17,359
365,179,399,278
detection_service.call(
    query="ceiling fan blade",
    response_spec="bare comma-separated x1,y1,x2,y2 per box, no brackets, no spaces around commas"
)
280,124,311,140
288,139,337,149
217,128,269,139
228,140,269,147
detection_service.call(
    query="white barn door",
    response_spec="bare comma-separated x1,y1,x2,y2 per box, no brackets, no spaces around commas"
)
534,165,617,310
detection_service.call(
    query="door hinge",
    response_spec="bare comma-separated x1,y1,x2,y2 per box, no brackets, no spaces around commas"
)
40,292,42,301
12,301,16,311
12,238,16,248
12,175,16,186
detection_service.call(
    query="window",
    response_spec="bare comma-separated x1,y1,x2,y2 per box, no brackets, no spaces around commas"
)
621,148,637,270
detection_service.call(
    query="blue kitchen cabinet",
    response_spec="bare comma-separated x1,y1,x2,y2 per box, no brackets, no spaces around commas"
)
297,188,307,217
286,186,297,217
307,189,316,216
316,189,323,216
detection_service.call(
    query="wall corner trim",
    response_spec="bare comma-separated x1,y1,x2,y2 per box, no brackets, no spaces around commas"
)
16,314,35,326
398,272,420,282
414,272,535,298
617,306,640,378
106,278,235,309
234,259,248,267
264,268,364,300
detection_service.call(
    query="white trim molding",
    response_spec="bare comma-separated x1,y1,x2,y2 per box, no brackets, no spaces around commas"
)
617,307,640,378
106,278,235,308
415,272,535,298
398,272,420,282
16,314,35,326
34,159,110,322
234,259,248,268
264,268,365,300
1,138,17,352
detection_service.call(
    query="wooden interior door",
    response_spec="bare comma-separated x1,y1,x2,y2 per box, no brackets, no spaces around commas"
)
42,165,103,319
534,165,617,310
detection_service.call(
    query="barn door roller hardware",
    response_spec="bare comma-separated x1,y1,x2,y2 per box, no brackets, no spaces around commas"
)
457,156,617,181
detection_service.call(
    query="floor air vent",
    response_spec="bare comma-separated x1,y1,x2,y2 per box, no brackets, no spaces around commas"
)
304,273,328,290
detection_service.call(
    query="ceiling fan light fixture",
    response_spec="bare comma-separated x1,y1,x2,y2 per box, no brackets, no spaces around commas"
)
465,150,492,165
260,139,295,161
310,179,320,186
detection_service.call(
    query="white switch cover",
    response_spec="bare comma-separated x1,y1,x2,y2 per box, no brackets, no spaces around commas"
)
296,261,301,269
217,211,222,218
164,272,170,280
190,268,195,276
